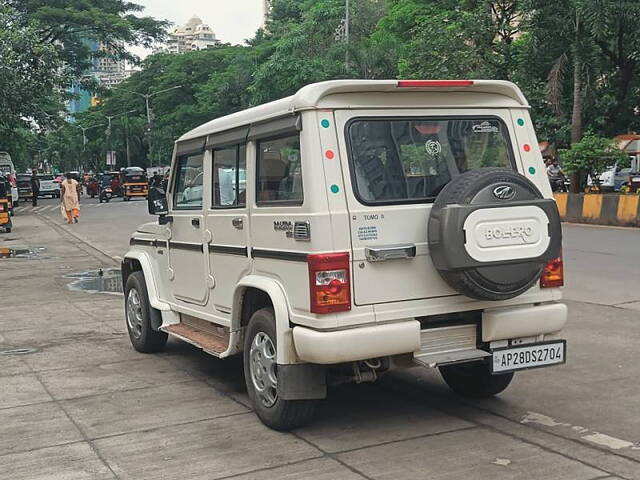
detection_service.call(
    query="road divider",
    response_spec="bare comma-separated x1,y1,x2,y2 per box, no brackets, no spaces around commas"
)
554,193,640,227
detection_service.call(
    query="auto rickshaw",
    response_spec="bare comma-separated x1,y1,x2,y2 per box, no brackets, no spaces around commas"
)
1,174,15,216
0,175,13,232
120,167,148,201
86,177,99,198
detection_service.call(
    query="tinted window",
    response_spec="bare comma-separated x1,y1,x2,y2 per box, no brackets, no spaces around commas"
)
213,145,246,208
38,175,54,180
173,153,204,209
347,117,513,204
257,134,303,205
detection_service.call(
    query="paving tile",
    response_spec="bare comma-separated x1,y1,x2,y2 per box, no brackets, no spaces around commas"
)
63,380,248,438
0,402,82,454
0,335,31,377
0,442,115,480
296,384,473,453
94,414,322,480
227,457,367,480
0,374,51,409
21,339,136,372
337,428,604,480
3,321,125,346
38,357,189,400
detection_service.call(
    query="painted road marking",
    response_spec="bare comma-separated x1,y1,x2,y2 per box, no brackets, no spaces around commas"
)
521,411,639,451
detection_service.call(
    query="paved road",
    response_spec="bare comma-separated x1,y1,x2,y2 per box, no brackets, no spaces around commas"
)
1,197,639,479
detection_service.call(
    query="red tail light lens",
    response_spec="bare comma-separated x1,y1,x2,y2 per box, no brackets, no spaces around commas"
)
397,80,474,88
540,256,564,288
308,252,351,314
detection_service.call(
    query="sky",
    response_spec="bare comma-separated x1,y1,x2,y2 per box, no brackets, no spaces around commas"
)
129,0,265,60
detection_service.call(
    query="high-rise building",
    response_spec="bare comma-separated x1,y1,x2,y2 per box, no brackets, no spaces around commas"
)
93,42,127,88
164,15,219,54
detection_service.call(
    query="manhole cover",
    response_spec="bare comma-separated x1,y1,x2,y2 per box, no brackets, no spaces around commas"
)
0,348,38,356
65,268,123,294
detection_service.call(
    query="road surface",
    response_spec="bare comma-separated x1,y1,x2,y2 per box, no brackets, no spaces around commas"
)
0,196,637,479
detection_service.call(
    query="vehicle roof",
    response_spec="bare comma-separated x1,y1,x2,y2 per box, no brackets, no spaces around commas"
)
178,79,529,143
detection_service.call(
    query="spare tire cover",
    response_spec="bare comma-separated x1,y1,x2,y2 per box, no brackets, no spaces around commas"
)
427,168,562,301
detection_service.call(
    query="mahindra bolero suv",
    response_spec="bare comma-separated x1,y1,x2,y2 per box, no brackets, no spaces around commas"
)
122,80,566,430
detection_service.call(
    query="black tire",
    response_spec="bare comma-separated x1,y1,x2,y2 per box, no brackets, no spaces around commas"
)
91,194,95,199
99,198,103,203
106,198,110,203
243,308,317,431
439,361,513,398
124,271,168,353
124,196,130,201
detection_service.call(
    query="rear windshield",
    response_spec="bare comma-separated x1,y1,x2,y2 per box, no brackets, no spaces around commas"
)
347,117,514,204
38,175,54,180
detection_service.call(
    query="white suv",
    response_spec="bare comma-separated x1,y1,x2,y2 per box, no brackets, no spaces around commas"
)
122,80,566,430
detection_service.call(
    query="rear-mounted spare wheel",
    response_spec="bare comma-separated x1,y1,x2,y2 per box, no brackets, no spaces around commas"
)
428,168,562,301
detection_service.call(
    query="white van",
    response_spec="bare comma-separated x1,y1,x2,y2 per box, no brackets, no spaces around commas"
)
123,80,566,430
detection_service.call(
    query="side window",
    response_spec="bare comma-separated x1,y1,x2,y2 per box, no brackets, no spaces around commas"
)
173,153,204,209
257,134,303,205
213,145,246,208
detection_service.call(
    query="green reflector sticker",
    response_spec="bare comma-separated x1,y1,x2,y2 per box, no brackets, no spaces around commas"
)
321,119,330,128
517,118,525,126
330,184,339,193
528,166,536,174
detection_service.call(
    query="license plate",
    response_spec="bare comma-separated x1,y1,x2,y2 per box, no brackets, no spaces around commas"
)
632,177,640,182
491,341,566,374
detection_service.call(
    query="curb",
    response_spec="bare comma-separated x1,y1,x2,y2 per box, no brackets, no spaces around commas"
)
34,210,120,266
554,193,640,227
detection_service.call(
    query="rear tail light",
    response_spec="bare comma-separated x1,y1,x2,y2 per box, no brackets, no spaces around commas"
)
0,203,4,212
540,256,564,288
308,252,351,314
397,80,474,88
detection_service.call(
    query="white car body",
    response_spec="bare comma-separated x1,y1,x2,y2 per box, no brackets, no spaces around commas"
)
123,80,567,428
37,174,61,197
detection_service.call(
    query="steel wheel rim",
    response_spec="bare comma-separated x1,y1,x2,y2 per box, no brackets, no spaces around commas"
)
249,331,277,407
126,288,144,339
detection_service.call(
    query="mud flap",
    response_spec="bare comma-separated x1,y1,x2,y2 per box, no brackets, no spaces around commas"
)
277,364,327,400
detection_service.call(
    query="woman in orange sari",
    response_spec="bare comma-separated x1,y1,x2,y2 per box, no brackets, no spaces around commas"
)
61,173,81,224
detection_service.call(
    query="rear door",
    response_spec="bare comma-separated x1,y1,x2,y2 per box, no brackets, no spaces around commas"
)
335,109,517,305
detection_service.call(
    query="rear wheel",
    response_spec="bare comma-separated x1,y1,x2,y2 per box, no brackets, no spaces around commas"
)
124,272,168,353
243,308,317,431
439,361,513,398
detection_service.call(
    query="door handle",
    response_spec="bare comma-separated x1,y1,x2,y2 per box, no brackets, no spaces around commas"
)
365,244,416,262
232,217,243,229
191,218,200,228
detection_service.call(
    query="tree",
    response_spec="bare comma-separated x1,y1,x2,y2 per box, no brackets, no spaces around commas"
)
7,0,168,76
0,5,67,140
560,133,628,188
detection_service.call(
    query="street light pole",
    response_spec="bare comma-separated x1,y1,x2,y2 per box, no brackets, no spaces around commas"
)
120,85,181,166
345,0,350,69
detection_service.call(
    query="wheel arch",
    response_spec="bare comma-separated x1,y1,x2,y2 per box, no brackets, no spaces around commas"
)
233,276,297,364
122,251,170,311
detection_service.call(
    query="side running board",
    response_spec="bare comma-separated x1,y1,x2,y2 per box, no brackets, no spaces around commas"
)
162,316,230,356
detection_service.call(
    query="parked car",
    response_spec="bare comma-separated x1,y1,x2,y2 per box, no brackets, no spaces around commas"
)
37,174,61,198
122,80,566,431
587,162,631,191
16,174,33,201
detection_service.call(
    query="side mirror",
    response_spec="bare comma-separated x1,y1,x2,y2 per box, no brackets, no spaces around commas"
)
148,186,169,216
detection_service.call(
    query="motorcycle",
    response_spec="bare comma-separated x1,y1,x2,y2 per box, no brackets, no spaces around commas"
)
99,186,113,203
549,176,568,193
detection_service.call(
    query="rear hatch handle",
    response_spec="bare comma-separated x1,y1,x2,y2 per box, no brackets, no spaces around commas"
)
365,244,416,262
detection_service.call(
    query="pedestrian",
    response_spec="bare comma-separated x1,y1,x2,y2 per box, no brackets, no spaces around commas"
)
60,172,81,224
30,169,40,207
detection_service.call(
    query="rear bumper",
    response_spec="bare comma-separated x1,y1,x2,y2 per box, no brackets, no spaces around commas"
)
292,302,568,365
293,321,420,364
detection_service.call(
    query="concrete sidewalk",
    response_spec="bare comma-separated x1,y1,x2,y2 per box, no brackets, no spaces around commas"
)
0,213,632,480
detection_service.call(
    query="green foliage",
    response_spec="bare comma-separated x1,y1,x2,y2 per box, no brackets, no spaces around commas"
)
559,133,628,184
6,0,640,173
0,6,67,139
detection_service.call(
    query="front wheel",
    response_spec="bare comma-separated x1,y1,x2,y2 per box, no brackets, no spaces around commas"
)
243,308,317,431
439,361,514,398
124,272,168,353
